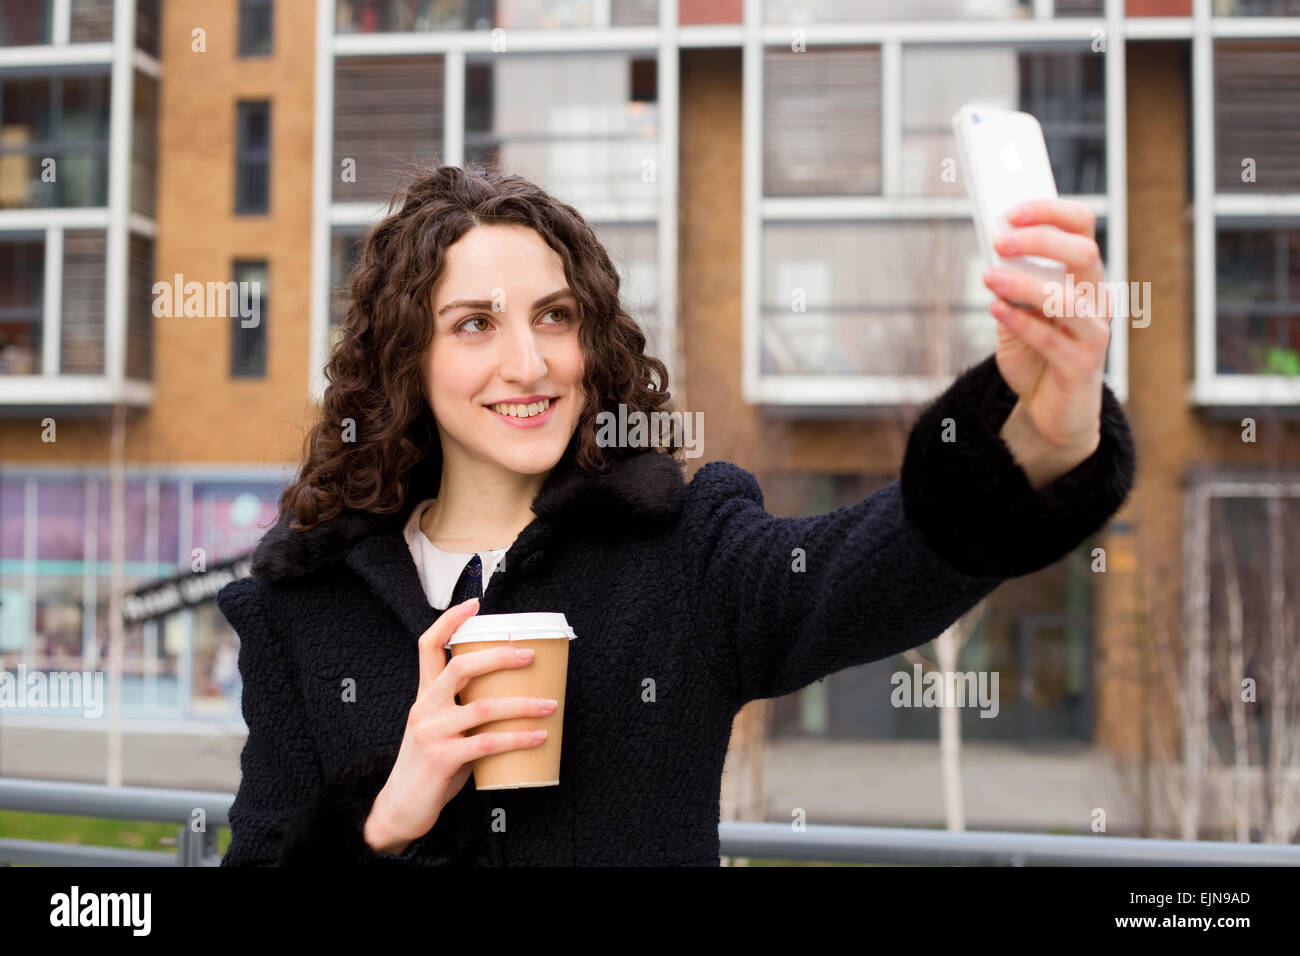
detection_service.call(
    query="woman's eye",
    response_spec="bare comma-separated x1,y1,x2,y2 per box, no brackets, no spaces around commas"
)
456,308,571,335
457,315,492,334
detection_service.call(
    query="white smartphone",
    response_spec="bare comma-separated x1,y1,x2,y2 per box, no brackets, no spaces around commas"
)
952,104,1066,303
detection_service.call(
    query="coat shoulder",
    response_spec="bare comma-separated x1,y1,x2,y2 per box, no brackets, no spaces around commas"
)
215,574,269,634
684,461,765,513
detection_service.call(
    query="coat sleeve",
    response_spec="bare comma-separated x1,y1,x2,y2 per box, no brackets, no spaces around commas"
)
688,353,1137,709
215,576,479,867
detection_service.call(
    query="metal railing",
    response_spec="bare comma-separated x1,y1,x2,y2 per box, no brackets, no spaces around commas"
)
0,778,232,867
3,777,1299,866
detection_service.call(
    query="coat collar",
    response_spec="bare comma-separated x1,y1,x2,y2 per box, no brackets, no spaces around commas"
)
249,450,685,637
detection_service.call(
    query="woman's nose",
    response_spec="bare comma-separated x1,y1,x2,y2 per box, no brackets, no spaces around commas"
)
499,323,546,382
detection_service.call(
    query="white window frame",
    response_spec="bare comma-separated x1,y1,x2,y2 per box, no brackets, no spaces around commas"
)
742,0,1132,408
311,0,682,403
0,0,160,408
1183,470,1300,795
1189,0,1300,406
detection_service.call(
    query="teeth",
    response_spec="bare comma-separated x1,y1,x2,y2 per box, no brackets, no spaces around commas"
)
491,398,550,418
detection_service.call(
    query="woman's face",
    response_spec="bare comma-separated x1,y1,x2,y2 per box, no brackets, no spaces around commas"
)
423,223,587,480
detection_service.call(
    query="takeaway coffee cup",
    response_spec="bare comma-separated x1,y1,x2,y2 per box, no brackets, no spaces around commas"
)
446,612,577,789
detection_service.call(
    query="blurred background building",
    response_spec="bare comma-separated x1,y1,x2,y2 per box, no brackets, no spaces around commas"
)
1,0,1298,839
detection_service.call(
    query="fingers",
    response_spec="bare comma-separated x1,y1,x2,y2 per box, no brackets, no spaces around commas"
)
982,268,1112,347
990,298,1105,382
437,644,537,702
417,598,479,696
453,729,548,764
1006,198,1097,240
450,695,558,736
994,226,1103,279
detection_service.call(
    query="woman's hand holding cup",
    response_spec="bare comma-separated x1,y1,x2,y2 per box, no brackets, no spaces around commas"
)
362,597,556,856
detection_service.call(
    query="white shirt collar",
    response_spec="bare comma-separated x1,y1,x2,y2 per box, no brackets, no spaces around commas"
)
402,498,510,610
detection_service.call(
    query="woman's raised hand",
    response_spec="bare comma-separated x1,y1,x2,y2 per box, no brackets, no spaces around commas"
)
362,597,556,857
981,197,1114,489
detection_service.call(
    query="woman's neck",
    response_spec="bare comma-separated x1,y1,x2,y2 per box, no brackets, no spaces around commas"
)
419,459,548,553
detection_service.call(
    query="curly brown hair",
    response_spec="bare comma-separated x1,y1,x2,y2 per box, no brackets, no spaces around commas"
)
278,164,681,532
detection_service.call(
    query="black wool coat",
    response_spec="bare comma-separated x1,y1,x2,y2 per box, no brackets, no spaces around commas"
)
215,354,1137,867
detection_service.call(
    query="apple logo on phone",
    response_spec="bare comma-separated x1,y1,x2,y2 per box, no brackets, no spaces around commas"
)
999,141,1023,173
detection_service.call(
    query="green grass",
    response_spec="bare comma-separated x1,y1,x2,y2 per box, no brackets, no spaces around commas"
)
0,810,232,860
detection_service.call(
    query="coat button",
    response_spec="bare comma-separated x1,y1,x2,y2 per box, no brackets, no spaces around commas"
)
521,551,544,573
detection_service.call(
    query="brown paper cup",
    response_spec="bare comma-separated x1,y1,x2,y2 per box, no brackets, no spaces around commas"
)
446,612,577,790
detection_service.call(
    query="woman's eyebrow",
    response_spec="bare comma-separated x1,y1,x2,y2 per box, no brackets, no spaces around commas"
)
436,288,574,318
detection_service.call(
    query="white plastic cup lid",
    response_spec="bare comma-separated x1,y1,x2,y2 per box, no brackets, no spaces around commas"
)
447,611,577,646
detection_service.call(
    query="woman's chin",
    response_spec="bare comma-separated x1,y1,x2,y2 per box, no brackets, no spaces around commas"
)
486,446,569,478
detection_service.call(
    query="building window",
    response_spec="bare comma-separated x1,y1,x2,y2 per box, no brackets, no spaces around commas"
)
0,235,44,375
132,71,160,218
128,234,154,380
61,230,107,374
0,0,52,46
462,50,665,366
0,70,111,209
1186,473,1300,799
1215,224,1300,376
329,227,366,347
239,0,274,57
322,29,675,402
69,0,114,43
764,46,882,197
235,101,271,214
333,0,657,33
752,33,1114,405
135,0,161,56
1194,25,1300,403
231,260,268,377
465,51,658,208
332,55,443,203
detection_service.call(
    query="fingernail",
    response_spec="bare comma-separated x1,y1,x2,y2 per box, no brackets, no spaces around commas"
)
541,699,558,711
1006,204,1030,223
517,648,535,662
461,597,479,609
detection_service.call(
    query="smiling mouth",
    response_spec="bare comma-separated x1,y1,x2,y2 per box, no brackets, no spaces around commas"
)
486,397,556,419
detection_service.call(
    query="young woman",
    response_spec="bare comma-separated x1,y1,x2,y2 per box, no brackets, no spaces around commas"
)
216,164,1135,867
